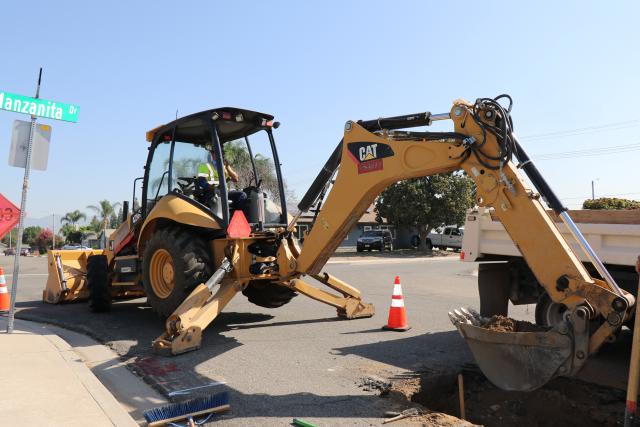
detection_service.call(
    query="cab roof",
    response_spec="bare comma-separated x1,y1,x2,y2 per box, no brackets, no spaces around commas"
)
146,107,275,144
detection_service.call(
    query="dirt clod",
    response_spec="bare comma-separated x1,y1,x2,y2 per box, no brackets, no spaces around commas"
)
482,315,550,333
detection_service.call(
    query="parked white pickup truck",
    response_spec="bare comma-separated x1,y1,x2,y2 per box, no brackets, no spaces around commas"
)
427,226,464,250
462,207,640,327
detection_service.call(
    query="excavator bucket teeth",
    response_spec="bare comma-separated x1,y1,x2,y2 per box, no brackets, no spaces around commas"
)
449,307,573,391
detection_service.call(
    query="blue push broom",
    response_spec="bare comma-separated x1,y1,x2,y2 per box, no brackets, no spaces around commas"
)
143,392,230,426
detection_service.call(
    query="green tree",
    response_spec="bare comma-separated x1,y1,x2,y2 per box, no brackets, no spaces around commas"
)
60,223,74,237
224,140,285,204
1,228,18,247
61,210,86,230
22,226,42,246
87,200,121,232
582,197,640,210
87,200,121,248
375,172,475,251
60,223,84,244
87,216,103,233
109,212,120,229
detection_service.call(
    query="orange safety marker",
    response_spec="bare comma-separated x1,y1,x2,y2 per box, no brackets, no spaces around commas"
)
227,210,251,238
0,267,9,312
382,276,411,331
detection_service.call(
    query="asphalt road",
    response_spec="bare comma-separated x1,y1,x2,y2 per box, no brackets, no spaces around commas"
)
2,253,632,426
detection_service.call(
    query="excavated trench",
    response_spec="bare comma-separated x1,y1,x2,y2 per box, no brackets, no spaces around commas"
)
388,368,624,426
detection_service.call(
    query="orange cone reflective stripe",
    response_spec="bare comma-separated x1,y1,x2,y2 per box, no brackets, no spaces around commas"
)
382,276,411,331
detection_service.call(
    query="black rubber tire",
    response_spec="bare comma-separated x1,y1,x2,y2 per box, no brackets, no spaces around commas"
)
142,227,212,317
425,239,433,250
535,292,567,327
242,281,297,308
477,262,510,317
87,255,111,312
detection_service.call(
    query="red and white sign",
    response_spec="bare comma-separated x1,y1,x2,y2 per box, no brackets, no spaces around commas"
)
0,194,20,240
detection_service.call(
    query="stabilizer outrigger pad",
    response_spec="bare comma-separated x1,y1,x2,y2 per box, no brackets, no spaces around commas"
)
449,307,573,392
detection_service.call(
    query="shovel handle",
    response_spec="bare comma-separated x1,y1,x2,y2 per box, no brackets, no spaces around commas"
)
383,413,410,424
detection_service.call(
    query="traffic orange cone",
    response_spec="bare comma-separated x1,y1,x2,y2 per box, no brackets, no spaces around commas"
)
382,276,411,331
0,267,9,312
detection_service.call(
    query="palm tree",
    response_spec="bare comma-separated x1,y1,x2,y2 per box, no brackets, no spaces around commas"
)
60,210,86,231
87,200,121,246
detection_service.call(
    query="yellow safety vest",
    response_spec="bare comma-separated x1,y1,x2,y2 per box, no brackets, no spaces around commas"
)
198,162,219,185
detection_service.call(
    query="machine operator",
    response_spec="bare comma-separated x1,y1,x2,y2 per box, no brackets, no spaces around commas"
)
197,152,247,210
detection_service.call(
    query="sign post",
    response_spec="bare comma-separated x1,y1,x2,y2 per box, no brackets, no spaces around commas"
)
3,70,79,333
6,69,42,333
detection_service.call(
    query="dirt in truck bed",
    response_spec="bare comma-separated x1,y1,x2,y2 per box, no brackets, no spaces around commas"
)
481,315,550,333
381,368,624,426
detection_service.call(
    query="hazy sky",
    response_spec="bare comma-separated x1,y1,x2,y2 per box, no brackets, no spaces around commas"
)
1,1,639,220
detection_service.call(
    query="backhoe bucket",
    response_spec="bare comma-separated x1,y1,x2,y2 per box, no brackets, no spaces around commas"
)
449,308,573,391
43,249,103,303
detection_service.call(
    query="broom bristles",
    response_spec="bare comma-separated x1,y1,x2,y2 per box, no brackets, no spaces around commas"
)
143,391,229,425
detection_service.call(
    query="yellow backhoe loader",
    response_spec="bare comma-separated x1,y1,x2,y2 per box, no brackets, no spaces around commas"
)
45,96,635,392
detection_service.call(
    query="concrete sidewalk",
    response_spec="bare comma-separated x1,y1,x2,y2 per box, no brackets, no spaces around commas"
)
0,317,139,427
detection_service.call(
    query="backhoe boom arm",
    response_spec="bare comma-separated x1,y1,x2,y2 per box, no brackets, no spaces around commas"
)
294,96,634,390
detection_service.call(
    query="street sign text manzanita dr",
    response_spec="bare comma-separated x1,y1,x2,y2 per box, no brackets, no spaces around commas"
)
0,90,79,123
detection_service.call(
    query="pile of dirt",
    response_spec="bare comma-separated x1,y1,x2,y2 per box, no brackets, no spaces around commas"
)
389,369,624,427
390,376,421,399
482,315,550,333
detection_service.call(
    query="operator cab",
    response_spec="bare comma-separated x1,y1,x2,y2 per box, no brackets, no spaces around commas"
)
142,108,287,230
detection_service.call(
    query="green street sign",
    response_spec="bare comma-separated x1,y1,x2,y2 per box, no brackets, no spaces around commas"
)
0,90,79,123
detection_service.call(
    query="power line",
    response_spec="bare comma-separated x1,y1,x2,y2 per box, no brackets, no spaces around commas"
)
533,143,640,160
520,118,640,141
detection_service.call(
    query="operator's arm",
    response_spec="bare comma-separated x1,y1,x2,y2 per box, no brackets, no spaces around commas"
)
224,160,239,183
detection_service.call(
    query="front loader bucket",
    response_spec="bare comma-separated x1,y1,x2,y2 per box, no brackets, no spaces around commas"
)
450,308,573,391
43,249,103,303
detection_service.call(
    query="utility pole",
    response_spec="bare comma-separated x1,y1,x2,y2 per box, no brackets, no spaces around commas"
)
591,180,595,200
52,213,55,249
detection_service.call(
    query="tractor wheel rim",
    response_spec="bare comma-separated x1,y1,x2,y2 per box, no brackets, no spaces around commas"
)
150,249,174,299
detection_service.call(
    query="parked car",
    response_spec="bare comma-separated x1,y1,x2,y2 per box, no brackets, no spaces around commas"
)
427,225,464,250
356,229,394,252
20,247,30,256
3,248,15,256
61,244,91,250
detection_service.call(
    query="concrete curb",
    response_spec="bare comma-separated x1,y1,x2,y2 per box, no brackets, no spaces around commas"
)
11,319,148,427
40,321,168,424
